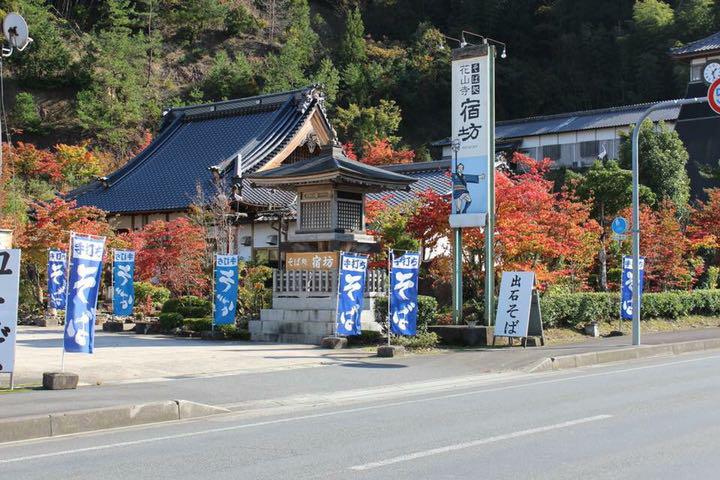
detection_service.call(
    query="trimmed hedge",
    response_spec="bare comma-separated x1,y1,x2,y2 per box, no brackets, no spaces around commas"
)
158,312,184,331
541,289,720,328
135,282,171,306
183,317,212,332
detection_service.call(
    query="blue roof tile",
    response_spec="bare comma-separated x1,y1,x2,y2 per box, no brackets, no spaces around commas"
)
671,32,720,57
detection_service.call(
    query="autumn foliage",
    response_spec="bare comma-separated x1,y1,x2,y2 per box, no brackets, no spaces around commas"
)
343,139,415,165
122,218,209,297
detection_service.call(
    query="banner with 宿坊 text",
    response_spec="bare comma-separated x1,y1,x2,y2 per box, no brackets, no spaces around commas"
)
336,252,368,336
214,254,239,326
64,234,106,354
47,249,67,310
113,250,135,317
390,251,420,336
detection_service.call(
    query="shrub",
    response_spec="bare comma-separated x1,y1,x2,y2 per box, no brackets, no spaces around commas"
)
347,329,384,346
394,331,439,350
183,317,212,332
162,296,212,318
216,324,251,340
158,312,184,331
135,282,171,306
225,4,262,35
375,295,438,332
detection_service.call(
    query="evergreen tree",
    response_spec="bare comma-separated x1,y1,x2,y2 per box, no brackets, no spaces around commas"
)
203,51,258,101
336,99,403,154
339,7,366,66
312,58,340,107
619,120,691,211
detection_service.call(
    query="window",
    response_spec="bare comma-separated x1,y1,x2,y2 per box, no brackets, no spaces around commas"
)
300,200,331,231
253,248,279,266
337,200,363,231
691,64,703,83
542,144,561,160
580,140,599,158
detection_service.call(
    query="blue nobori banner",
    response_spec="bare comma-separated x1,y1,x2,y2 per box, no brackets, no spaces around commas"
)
621,256,645,320
336,252,368,336
214,254,239,326
112,250,135,317
47,249,67,310
390,251,420,336
64,234,106,354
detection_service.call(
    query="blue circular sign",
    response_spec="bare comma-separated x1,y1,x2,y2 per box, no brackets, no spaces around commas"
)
611,217,628,235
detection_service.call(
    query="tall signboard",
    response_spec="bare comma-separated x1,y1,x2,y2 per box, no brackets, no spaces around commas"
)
0,250,21,386
450,44,492,229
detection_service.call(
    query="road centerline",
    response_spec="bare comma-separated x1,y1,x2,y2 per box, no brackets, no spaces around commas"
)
348,414,614,471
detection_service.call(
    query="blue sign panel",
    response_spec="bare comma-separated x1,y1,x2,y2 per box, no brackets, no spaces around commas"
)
214,254,239,326
611,217,628,235
112,250,135,317
47,249,67,310
336,252,368,336
621,256,645,320
64,234,106,354
390,251,420,336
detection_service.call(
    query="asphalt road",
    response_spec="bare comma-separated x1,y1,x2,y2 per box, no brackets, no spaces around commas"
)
2,350,720,479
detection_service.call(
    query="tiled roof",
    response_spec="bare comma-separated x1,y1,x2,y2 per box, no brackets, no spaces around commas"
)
69,87,329,214
369,161,451,207
670,31,720,57
247,147,416,191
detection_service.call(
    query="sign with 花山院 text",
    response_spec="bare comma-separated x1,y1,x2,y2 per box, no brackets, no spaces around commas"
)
214,254,239,326
113,250,135,317
286,252,338,271
0,250,21,374
494,271,535,338
335,252,368,336
449,45,491,229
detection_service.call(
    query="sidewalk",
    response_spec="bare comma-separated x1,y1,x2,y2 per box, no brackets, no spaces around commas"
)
2,327,720,424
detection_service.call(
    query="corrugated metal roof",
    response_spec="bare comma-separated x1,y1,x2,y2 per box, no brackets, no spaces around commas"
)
671,31,720,57
70,87,328,214
495,100,681,139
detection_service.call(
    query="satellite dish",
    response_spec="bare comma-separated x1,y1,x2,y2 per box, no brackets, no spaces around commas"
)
3,13,30,50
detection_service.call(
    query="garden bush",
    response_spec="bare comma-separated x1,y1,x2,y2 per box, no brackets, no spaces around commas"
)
216,324,251,340
135,282,171,306
393,331,439,350
374,295,438,332
162,296,212,318
540,289,720,327
347,330,384,346
183,317,212,332
158,312,184,331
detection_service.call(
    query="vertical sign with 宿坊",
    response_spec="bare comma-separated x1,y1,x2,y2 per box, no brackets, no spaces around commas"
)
113,250,135,317
214,254,239,326
336,252,368,336
449,44,491,228
0,250,21,375
64,234,106,354
494,271,535,338
390,251,420,336
47,249,67,310
621,256,645,320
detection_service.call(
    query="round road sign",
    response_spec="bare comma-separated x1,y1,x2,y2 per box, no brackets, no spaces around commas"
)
611,216,628,235
708,78,720,115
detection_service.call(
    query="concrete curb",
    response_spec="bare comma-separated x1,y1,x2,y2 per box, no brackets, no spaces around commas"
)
529,337,720,373
0,400,229,444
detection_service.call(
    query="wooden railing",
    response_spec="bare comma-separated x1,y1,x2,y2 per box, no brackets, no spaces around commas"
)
273,269,388,296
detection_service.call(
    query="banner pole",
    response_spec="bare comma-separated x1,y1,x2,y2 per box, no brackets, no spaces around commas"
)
9,372,13,390
211,254,216,334
60,233,73,371
333,252,343,337
387,249,392,346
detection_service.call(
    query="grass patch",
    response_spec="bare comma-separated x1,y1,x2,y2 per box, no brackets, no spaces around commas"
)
544,315,720,345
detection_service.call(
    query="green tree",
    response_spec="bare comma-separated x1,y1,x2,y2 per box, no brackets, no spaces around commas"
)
261,0,318,93
675,0,717,40
202,51,258,101
311,58,340,107
619,120,690,210
335,99,403,153
8,0,72,85
567,160,655,290
12,92,42,134
162,0,228,41
339,7,366,66
76,26,148,153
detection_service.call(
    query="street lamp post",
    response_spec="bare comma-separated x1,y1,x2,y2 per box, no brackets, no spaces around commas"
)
630,97,707,345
